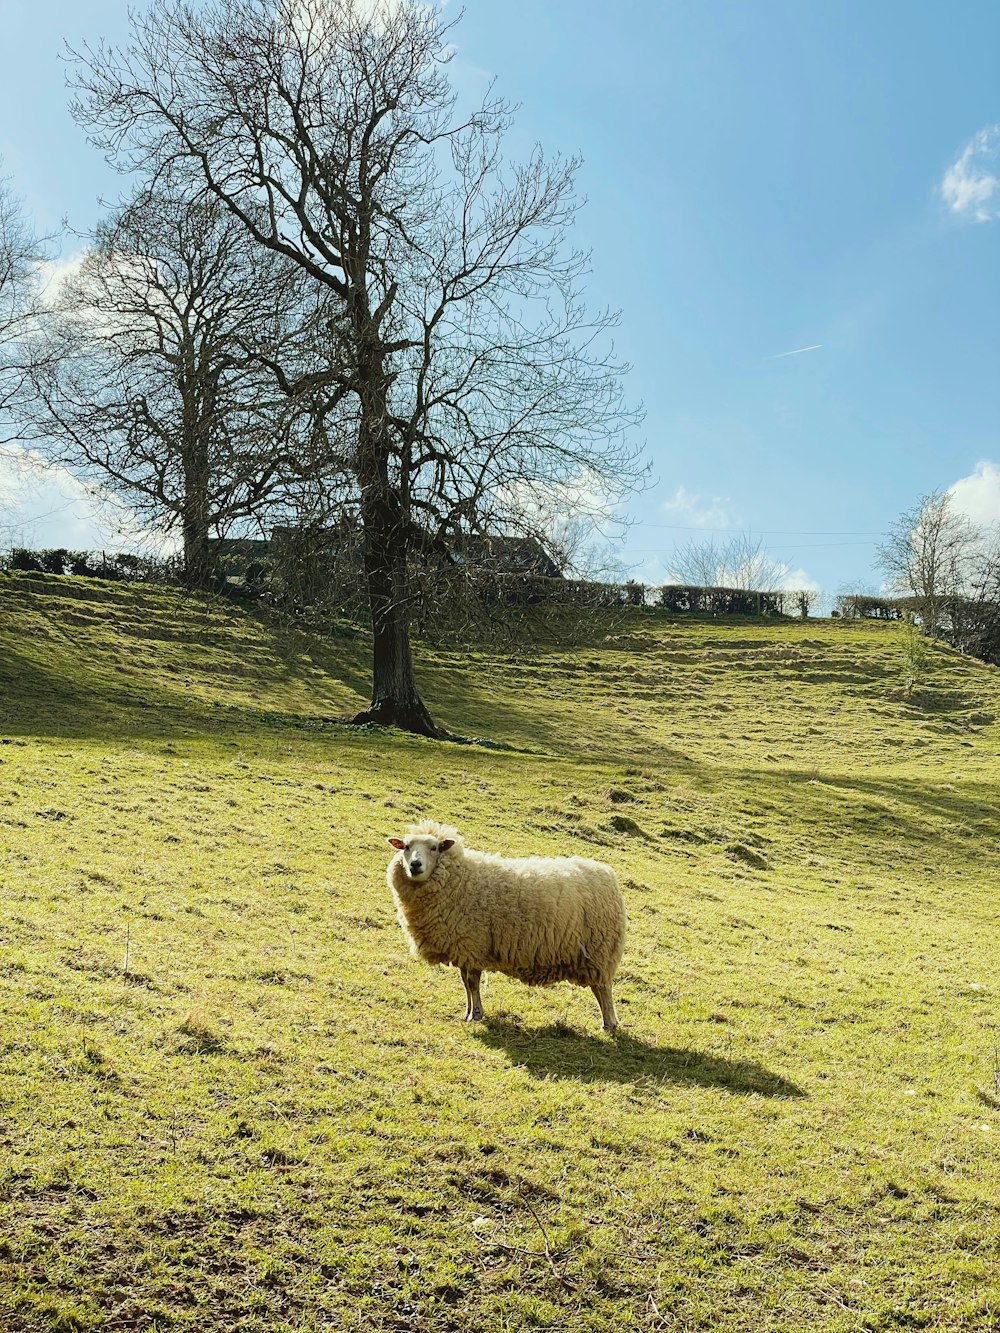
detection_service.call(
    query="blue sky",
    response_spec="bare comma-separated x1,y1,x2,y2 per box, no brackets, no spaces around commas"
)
2,0,998,595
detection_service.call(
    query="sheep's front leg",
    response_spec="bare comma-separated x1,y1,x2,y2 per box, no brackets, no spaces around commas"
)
591,982,619,1033
460,966,484,1022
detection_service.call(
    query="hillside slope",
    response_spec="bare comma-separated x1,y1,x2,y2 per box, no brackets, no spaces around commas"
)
2,573,1000,1332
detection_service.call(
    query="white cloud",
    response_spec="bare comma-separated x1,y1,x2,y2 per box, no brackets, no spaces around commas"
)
947,459,1000,528
0,446,177,554
496,466,624,531
775,566,821,593
288,0,422,42
31,251,87,305
940,125,1000,222
661,485,736,530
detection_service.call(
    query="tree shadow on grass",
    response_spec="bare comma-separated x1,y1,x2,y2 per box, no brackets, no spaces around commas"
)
0,623,371,742
472,1018,805,1097
736,764,1000,846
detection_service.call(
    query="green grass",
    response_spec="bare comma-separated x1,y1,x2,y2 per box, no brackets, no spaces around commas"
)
2,571,1000,1331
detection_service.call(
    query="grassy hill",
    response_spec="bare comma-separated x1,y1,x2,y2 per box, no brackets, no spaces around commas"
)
2,572,1000,1332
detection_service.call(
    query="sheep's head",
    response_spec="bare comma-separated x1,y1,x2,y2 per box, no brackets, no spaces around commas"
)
387,823,458,884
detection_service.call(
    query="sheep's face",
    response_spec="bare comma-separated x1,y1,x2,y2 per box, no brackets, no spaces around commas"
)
387,833,454,884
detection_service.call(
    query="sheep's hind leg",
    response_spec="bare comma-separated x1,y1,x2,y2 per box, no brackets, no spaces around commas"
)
461,966,484,1022
591,982,619,1033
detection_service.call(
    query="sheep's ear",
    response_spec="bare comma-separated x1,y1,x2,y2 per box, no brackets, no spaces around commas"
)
439,839,455,852
387,837,405,850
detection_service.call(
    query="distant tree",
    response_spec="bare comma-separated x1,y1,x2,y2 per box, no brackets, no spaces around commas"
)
666,533,787,591
964,539,1000,663
0,167,44,425
28,188,308,587
666,535,725,587
0,169,50,547
936,529,1000,663
879,490,1000,663
546,514,630,582
877,490,980,635
723,533,789,592
70,0,644,734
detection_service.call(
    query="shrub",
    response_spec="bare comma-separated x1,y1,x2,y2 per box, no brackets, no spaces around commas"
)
656,584,787,616
837,594,905,621
111,553,143,579
10,548,42,572
38,548,69,575
66,551,92,576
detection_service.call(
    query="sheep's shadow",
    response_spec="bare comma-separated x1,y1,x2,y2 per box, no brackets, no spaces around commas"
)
472,1019,804,1098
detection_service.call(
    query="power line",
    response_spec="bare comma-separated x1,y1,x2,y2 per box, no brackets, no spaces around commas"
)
627,520,884,536
764,540,878,550
626,539,877,554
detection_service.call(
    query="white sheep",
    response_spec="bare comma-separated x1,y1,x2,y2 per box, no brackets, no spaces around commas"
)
386,820,627,1031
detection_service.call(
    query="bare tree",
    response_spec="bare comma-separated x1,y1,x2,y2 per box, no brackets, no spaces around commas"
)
70,0,643,734
545,516,630,582
723,533,788,592
0,170,49,547
665,535,725,587
666,533,787,591
0,168,46,428
961,536,1000,663
877,490,980,635
27,188,310,587
879,489,1000,660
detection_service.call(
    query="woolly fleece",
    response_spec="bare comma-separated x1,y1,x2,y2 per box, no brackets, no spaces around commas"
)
387,820,627,992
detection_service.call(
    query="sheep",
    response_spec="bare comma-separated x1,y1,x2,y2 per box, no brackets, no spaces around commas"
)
386,820,627,1031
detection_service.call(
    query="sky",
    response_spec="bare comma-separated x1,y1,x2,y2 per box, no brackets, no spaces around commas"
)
1,0,998,597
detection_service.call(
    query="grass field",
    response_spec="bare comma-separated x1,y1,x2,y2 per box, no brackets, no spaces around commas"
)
2,571,1000,1332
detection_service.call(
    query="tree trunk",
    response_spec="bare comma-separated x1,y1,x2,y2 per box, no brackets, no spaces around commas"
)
351,406,437,736
181,511,212,590
352,485,437,735
181,424,213,590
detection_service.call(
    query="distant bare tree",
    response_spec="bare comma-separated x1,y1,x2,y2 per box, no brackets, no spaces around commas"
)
665,535,724,586
70,0,644,734
0,169,49,546
877,490,1000,664
723,533,788,592
939,536,1000,663
27,188,310,587
666,533,787,590
546,516,630,582
0,168,46,428
960,537,1000,662
877,490,981,635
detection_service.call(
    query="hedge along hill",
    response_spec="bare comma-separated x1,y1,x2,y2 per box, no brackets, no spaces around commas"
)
1,571,1000,1333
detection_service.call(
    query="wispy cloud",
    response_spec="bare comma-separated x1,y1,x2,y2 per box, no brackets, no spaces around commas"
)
767,344,822,360
940,125,1000,223
662,485,736,529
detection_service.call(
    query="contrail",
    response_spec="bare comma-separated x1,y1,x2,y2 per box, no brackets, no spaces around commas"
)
767,344,822,359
